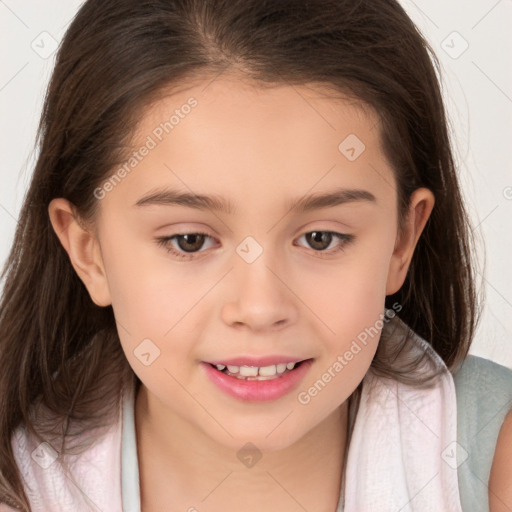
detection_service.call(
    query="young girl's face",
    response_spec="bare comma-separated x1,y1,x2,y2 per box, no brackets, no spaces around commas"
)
67,76,431,451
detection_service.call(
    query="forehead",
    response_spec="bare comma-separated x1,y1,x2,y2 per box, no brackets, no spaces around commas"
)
110,76,396,213
138,77,381,153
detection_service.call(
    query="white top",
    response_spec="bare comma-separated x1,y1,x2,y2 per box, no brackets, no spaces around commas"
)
6,316,463,511
120,316,463,511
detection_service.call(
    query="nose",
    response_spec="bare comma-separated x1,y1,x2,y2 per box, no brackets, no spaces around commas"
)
220,247,299,332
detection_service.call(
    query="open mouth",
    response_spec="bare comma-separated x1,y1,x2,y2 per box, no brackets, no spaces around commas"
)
203,357,314,401
208,359,310,381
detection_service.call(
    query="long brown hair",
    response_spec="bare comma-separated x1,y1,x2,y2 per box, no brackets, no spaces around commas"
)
0,0,479,508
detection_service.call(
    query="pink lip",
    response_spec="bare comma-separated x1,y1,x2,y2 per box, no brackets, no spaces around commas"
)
201,359,313,402
206,355,306,367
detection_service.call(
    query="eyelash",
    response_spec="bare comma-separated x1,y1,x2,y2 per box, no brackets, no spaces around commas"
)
155,230,355,261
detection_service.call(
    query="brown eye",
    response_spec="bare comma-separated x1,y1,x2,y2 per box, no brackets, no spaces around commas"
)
305,231,334,251
156,232,217,260
175,233,207,253
296,231,354,256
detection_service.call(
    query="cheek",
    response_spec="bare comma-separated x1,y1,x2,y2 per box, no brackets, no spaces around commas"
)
96,229,192,380
304,231,395,336
298,228,395,398
98,222,181,326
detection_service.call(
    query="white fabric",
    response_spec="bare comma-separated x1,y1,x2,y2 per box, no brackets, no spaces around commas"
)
342,327,463,511
7,320,463,511
10,402,123,511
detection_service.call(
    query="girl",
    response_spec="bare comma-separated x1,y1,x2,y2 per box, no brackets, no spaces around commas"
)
1,0,511,511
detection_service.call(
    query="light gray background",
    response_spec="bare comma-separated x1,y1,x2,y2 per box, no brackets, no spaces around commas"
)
1,1,511,366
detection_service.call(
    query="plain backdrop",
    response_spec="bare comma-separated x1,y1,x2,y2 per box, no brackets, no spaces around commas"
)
1,0,511,367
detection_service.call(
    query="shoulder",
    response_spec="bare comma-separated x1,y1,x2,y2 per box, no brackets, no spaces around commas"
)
453,353,512,386
452,354,512,511
489,409,512,512
453,353,512,432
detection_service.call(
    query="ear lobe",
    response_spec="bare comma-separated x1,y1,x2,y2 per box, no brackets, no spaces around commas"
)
386,188,435,295
48,198,112,307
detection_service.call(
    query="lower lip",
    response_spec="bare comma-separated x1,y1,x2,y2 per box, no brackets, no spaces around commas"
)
201,360,313,402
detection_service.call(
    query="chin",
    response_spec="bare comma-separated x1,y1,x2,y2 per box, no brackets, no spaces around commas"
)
203,414,307,453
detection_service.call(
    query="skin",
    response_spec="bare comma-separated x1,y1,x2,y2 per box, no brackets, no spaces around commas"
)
49,76,435,511
489,411,512,511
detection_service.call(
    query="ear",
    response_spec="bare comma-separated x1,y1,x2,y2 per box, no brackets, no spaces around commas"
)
48,198,112,307
386,188,435,295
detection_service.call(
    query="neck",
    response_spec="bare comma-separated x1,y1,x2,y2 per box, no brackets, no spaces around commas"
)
135,386,349,512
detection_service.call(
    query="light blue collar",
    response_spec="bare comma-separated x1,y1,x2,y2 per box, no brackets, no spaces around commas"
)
121,383,141,512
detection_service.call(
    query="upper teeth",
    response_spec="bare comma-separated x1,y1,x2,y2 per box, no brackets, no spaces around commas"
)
216,362,297,376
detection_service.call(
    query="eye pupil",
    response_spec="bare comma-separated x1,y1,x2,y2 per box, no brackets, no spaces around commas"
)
307,231,332,250
177,234,205,252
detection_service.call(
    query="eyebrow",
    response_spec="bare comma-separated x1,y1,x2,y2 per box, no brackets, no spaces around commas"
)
134,186,376,214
